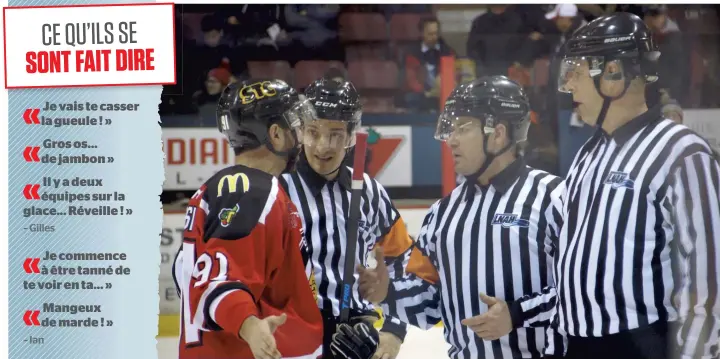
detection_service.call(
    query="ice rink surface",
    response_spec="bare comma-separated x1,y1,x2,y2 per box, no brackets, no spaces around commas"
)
157,326,451,359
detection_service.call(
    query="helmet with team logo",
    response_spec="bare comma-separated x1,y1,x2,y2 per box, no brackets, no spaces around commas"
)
216,78,317,155
302,78,362,149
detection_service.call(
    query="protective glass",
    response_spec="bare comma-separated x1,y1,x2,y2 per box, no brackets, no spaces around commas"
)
557,56,604,93
284,99,318,144
300,118,357,150
434,112,490,142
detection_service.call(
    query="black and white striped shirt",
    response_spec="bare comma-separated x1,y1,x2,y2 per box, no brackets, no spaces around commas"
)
280,156,408,337
518,107,720,358
383,159,565,359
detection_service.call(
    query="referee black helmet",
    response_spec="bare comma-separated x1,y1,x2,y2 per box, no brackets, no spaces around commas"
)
559,12,660,126
303,78,363,149
436,75,531,179
299,78,364,176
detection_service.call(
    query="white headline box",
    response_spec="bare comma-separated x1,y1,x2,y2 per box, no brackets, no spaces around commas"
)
3,3,176,89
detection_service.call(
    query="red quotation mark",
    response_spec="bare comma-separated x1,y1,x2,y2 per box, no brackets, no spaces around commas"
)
23,146,40,162
23,184,40,200
23,258,40,274
23,310,40,326
23,109,40,124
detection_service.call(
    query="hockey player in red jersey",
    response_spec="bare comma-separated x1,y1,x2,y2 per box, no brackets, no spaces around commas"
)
173,79,325,359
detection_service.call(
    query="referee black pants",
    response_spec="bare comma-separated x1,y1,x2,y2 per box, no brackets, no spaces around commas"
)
551,321,672,359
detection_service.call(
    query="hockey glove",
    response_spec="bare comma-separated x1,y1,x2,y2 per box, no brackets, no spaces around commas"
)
330,320,379,359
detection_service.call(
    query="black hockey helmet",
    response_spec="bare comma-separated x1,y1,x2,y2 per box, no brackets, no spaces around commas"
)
216,78,316,155
437,75,530,144
303,78,362,149
558,12,660,125
436,75,531,179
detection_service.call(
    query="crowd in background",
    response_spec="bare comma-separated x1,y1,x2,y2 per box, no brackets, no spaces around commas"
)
159,3,720,186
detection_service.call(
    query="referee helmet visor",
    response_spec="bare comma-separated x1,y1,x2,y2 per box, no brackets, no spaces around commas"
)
558,56,605,93
435,111,492,142
301,119,355,150
284,98,318,138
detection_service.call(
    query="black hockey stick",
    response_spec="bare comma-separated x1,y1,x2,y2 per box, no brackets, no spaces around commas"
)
339,132,369,322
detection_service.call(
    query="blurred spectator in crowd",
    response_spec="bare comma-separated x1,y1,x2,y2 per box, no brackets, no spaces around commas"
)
540,4,587,58
193,67,233,119
202,15,225,48
515,4,556,30
222,5,295,62
577,4,645,21
284,5,342,62
523,3,586,91
518,4,587,175
194,15,232,78
577,4,616,21
323,67,347,83
466,5,525,77
534,5,586,100
404,17,456,112
224,5,285,44
643,5,688,107
507,5,559,86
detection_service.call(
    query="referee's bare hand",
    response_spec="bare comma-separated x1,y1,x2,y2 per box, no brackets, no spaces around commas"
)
461,293,512,341
358,246,389,303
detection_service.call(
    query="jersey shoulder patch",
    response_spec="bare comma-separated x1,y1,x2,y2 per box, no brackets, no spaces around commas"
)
204,165,277,241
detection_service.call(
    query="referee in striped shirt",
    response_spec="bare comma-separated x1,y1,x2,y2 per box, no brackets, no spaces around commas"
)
359,76,566,359
515,13,720,359
280,78,413,359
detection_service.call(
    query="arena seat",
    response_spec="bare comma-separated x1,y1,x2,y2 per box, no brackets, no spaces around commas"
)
247,61,293,85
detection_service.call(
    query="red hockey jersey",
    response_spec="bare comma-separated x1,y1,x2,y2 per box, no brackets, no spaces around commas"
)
173,165,323,358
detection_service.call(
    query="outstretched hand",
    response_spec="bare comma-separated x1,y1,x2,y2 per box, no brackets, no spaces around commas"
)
461,293,513,341
239,314,287,359
357,246,389,304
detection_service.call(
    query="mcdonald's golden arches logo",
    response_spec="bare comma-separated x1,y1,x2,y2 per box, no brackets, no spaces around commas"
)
217,173,250,197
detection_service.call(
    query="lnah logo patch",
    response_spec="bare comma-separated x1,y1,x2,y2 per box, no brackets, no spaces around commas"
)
491,213,530,228
604,171,635,190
